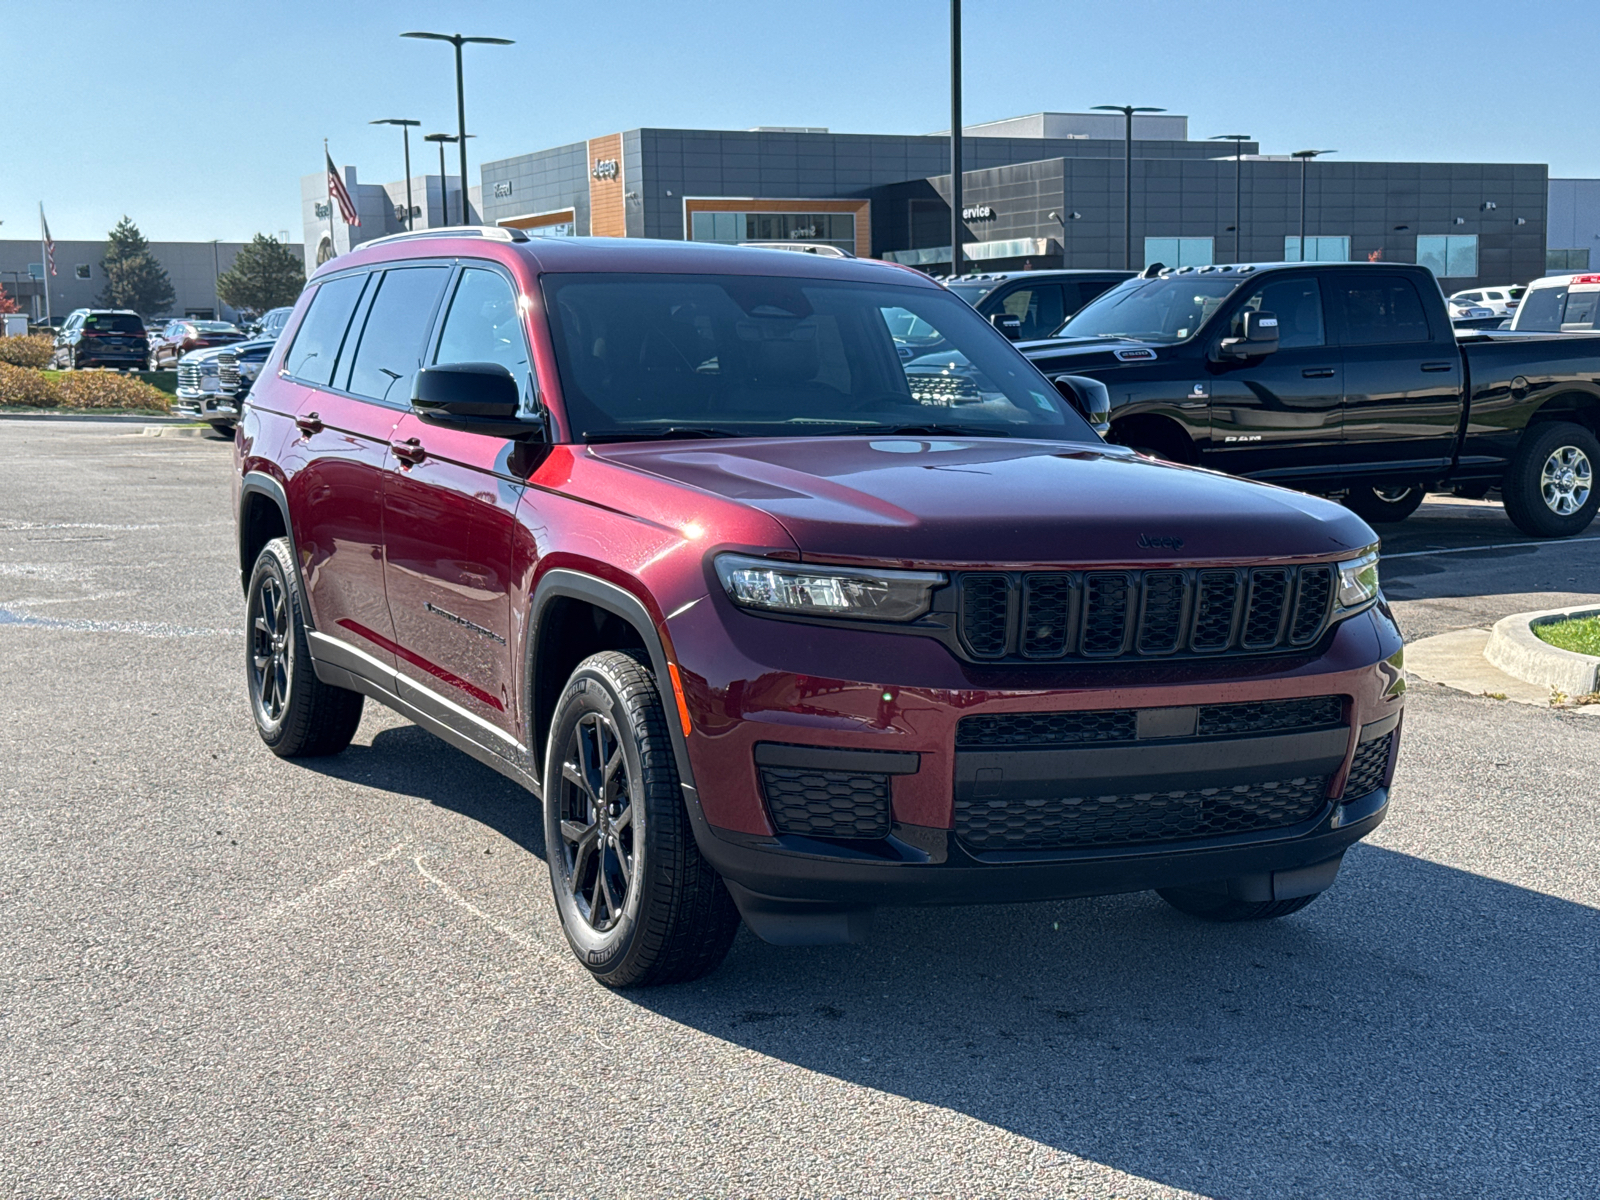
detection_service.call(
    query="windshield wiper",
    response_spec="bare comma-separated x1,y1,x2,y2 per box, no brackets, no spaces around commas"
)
583,425,744,443
851,423,1011,438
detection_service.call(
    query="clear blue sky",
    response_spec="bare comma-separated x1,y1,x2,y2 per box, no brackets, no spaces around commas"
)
3,0,1594,244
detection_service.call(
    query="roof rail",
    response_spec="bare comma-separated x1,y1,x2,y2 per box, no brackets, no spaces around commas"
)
356,225,530,251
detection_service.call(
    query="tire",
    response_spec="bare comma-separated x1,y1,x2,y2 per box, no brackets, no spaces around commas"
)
544,650,739,988
208,421,236,438
1156,886,1321,922
245,537,363,757
1500,421,1600,538
1342,484,1425,524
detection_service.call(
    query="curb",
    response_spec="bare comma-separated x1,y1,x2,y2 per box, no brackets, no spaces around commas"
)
0,411,188,424
140,425,218,438
1484,604,1600,695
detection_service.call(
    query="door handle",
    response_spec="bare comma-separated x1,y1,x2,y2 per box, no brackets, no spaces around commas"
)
1301,368,1336,378
1421,361,1455,372
294,411,323,435
390,437,426,466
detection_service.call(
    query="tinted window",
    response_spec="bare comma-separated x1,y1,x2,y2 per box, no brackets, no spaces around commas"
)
1232,277,1324,349
283,273,367,385
1332,277,1432,345
1514,285,1565,331
433,268,532,390
82,313,144,333
542,273,1092,442
1069,279,1119,314
345,267,449,403
1061,276,1239,343
999,284,1065,340
1561,289,1600,331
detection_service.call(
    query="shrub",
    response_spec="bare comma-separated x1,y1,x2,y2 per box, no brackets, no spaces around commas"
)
0,362,61,408
0,335,56,369
57,370,171,412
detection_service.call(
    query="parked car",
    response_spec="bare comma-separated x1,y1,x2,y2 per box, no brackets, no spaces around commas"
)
1508,273,1600,334
1019,262,1600,537
235,230,1404,988
49,309,149,370
946,270,1136,342
254,307,295,341
148,319,246,368
1450,286,1523,317
1444,295,1502,330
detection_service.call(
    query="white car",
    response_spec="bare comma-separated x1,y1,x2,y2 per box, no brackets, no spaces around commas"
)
1450,285,1524,316
1444,296,1495,321
1508,273,1600,333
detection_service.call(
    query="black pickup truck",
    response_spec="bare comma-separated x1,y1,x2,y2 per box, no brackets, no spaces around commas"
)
1016,262,1600,537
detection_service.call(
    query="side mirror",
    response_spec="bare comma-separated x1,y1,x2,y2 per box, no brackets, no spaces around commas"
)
1217,309,1280,359
412,362,543,440
991,311,1023,340
1054,374,1111,438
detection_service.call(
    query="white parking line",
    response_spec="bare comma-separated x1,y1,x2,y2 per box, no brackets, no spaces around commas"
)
1384,535,1600,560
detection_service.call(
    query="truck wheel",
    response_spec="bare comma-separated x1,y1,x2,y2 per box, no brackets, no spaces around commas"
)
1501,421,1599,538
245,537,363,757
1156,886,1321,922
208,421,236,438
1342,485,1424,524
544,650,739,988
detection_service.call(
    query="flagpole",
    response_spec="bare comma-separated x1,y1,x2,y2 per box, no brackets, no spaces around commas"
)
325,139,335,261
39,203,51,325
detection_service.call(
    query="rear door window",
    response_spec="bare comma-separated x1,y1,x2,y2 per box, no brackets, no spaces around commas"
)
1331,276,1433,345
344,266,450,403
282,273,368,386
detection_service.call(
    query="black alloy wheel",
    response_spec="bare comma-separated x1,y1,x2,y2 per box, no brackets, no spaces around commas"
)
1342,484,1425,524
544,650,739,987
244,537,364,757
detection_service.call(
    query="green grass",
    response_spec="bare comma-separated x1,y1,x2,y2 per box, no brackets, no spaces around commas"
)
1533,615,1600,657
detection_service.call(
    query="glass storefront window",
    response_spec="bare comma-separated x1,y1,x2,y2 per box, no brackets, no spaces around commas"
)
690,209,855,251
1283,235,1350,262
1416,234,1479,279
1143,237,1214,269
1547,248,1591,272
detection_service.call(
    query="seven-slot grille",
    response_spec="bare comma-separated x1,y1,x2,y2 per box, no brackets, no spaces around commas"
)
175,362,203,392
957,565,1335,661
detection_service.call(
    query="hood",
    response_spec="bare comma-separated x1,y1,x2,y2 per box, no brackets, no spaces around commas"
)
178,346,231,364
591,436,1373,566
1016,336,1167,370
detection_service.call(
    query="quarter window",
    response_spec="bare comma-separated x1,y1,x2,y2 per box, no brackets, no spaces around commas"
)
344,267,450,403
1330,277,1433,345
1232,278,1324,349
282,274,367,385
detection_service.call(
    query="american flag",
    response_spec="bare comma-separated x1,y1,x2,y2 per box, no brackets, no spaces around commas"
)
325,150,360,226
40,207,56,276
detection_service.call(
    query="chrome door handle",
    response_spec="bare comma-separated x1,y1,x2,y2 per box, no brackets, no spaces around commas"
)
1301,368,1336,378
390,437,426,466
294,411,323,435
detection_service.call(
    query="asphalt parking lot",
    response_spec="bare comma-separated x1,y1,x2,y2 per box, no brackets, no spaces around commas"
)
3,418,1598,1200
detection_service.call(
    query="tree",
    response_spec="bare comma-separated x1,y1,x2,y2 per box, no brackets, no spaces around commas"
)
0,284,19,315
95,217,174,317
216,234,305,317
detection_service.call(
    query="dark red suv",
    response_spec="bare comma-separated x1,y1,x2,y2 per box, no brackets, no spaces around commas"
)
234,229,1404,987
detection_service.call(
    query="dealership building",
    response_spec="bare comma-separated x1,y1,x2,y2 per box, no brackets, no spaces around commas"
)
304,110,1600,291
0,238,301,323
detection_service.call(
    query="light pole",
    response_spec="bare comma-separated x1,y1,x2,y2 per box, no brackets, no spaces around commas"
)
402,31,513,226
1291,149,1336,261
949,0,962,277
1210,134,1251,263
1093,104,1166,270
371,118,421,231
207,238,221,320
424,133,473,226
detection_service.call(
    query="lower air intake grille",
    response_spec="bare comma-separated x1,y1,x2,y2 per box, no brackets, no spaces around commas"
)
1195,695,1344,738
955,776,1330,851
1342,732,1394,799
760,766,891,839
957,709,1137,748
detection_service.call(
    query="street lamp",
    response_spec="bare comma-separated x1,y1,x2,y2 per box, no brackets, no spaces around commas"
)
1210,134,1251,263
949,0,962,277
423,133,473,226
371,118,421,231
207,238,222,320
1291,149,1336,261
401,31,513,226
1093,105,1166,270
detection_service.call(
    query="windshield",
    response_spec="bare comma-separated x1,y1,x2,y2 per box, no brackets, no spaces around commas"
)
1056,276,1241,342
82,313,144,333
541,273,1095,442
945,282,996,305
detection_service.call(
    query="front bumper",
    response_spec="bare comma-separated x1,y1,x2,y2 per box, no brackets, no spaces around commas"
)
172,388,239,422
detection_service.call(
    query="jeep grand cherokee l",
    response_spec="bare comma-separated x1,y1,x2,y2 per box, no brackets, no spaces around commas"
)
234,230,1404,988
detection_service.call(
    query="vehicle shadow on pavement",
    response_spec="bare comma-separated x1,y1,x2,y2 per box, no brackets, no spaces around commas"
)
301,723,548,859
635,845,1600,1198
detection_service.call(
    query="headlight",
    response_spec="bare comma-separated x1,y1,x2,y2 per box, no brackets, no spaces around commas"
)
1335,546,1380,610
715,553,945,622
